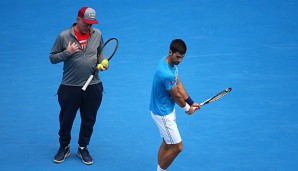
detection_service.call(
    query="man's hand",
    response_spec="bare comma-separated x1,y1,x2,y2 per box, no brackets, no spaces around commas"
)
186,107,196,115
185,102,200,115
192,102,200,111
67,41,79,54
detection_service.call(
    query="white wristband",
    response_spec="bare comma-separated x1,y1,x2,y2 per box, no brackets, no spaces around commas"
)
183,103,190,112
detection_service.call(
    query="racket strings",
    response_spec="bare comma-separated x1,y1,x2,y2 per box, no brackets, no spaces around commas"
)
102,40,118,59
208,92,228,102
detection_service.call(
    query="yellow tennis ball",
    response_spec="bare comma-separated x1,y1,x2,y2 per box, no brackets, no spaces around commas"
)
97,64,103,70
101,59,109,67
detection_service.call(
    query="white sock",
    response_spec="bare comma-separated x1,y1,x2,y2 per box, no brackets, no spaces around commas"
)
157,165,166,171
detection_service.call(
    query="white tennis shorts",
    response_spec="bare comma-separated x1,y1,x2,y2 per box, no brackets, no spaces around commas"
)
151,109,182,144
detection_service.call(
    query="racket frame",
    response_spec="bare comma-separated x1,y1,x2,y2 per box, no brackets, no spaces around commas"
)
199,88,232,106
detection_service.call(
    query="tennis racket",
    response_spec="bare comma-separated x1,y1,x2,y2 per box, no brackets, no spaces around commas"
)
199,88,232,106
82,38,118,91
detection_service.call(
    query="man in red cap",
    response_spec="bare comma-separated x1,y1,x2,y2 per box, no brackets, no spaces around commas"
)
50,6,108,165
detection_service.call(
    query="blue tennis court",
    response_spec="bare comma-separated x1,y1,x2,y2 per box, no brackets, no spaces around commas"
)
1,0,298,170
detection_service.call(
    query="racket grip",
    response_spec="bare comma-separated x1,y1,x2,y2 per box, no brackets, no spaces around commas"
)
82,75,94,91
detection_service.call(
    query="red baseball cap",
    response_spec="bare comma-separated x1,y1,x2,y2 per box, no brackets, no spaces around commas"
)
78,7,99,24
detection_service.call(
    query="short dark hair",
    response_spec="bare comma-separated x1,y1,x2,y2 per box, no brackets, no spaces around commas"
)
170,39,187,54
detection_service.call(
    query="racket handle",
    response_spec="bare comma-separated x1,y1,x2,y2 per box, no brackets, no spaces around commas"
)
82,75,94,91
